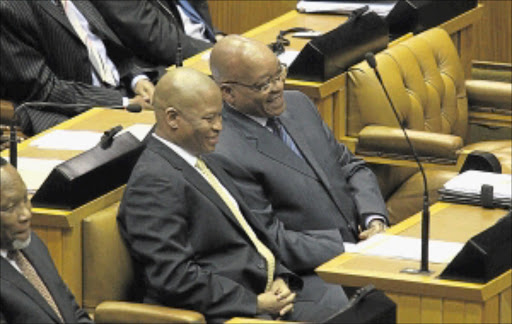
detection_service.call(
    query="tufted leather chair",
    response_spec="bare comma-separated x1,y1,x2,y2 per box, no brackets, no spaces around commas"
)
82,202,206,323
343,28,511,223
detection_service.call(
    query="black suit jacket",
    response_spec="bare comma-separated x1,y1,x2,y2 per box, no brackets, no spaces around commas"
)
0,0,146,107
92,0,215,66
117,137,304,322
0,233,92,324
213,91,389,254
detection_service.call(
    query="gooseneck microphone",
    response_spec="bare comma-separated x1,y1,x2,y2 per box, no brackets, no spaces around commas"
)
365,52,432,274
9,101,142,168
154,0,183,67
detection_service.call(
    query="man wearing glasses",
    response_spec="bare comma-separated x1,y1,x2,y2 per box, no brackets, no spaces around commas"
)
210,35,389,274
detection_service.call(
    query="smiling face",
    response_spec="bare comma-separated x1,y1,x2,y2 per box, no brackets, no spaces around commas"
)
1,164,32,250
174,86,223,156
211,35,287,118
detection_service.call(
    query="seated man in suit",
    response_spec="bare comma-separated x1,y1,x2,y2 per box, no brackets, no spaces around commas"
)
117,67,348,323
210,35,390,272
0,0,157,134
0,157,92,323
93,0,222,67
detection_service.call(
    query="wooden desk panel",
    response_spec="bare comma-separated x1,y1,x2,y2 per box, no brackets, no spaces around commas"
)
316,203,511,323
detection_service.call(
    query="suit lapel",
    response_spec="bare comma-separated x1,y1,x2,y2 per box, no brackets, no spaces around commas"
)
72,0,124,46
38,0,79,41
146,138,247,233
223,105,317,179
0,250,62,322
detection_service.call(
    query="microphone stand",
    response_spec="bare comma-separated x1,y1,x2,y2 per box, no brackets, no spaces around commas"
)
154,0,183,67
365,52,432,274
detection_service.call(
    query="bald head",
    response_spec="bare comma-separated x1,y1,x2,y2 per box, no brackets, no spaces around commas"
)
152,68,223,156
210,35,276,83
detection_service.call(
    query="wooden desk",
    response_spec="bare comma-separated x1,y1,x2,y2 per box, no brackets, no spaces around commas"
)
185,6,483,134
316,202,511,323
1,108,155,305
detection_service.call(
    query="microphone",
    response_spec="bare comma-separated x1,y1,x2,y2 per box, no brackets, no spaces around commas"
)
364,52,432,274
154,0,183,67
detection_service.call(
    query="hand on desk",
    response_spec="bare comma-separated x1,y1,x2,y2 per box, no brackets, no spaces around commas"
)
129,95,153,110
257,277,296,318
358,219,387,240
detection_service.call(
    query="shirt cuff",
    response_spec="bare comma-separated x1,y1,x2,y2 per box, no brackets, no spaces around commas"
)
364,215,386,229
131,74,149,92
122,97,129,108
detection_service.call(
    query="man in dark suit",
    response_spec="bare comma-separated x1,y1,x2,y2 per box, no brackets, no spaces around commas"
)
210,36,389,272
117,67,348,323
0,0,156,134
92,0,221,67
0,157,92,323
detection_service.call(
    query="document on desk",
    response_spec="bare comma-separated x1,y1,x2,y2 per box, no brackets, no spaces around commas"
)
16,157,64,193
30,130,103,151
118,124,153,142
349,234,464,264
296,1,395,16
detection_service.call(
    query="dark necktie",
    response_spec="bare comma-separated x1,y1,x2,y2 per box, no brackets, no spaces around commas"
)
178,0,216,41
7,250,64,322
266,117,304,159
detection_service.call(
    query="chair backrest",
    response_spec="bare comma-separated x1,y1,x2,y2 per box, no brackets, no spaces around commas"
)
347,28,468,141
82,202,137,313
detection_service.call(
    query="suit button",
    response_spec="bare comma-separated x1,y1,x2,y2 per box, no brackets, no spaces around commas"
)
257,261,265,269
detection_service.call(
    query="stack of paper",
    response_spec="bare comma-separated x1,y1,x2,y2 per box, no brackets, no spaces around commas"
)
439,170,511,208
296,1,395,16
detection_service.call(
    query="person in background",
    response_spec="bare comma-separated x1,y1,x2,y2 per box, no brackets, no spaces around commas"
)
210,35,390,273
92,0,223,67
0,0,157,134
117,67,348,323
0,157,93,323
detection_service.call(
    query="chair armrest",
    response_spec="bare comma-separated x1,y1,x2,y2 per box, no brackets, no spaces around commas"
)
466,80,512,113
94,301,205,324
357,125,463,161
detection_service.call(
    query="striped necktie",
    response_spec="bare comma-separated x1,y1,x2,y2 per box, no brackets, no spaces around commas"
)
267,117,304,159
7,250,64,322
195,159,275,291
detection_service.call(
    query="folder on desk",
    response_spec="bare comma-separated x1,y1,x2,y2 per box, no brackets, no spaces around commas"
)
439,171,511,209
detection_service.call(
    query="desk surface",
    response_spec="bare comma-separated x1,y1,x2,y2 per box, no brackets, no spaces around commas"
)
316,202,511,302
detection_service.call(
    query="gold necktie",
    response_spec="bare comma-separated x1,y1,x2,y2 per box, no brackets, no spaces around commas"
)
8,250,64,322
195,159,275,291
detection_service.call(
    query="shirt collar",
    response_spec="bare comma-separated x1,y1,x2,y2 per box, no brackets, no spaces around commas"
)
152,133,198,167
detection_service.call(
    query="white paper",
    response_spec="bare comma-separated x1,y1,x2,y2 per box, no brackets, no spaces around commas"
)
16,157,64,193
30,130,102,151
351,234,464,264
443,170,511,200
278,50,300,67
297,1,395,16
118,124,153,142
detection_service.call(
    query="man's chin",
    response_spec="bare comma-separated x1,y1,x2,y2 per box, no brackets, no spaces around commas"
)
12,233,31,250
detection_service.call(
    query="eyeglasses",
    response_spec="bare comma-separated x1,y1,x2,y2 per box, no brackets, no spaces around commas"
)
223,63,287,93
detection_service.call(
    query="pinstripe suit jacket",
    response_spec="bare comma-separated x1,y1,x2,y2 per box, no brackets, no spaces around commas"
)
0,0,145,108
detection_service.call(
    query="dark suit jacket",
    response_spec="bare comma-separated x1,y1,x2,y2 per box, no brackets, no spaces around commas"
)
0,1,146,109
213,91,389,255
117,137,305,322
92,0,215,66
0,233,92,324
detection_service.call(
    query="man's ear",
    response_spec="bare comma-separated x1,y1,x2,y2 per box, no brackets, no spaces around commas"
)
165,107,180,129
220,84,235,105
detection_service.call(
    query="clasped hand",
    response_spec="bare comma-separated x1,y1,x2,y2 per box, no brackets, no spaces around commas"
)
257,277,296,318
130,79,155,110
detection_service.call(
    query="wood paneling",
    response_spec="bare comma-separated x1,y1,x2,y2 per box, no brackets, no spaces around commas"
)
474,0,511,63
208,0,296,34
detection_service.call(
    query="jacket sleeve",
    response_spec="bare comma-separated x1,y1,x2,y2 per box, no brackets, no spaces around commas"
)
0,3,124,106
